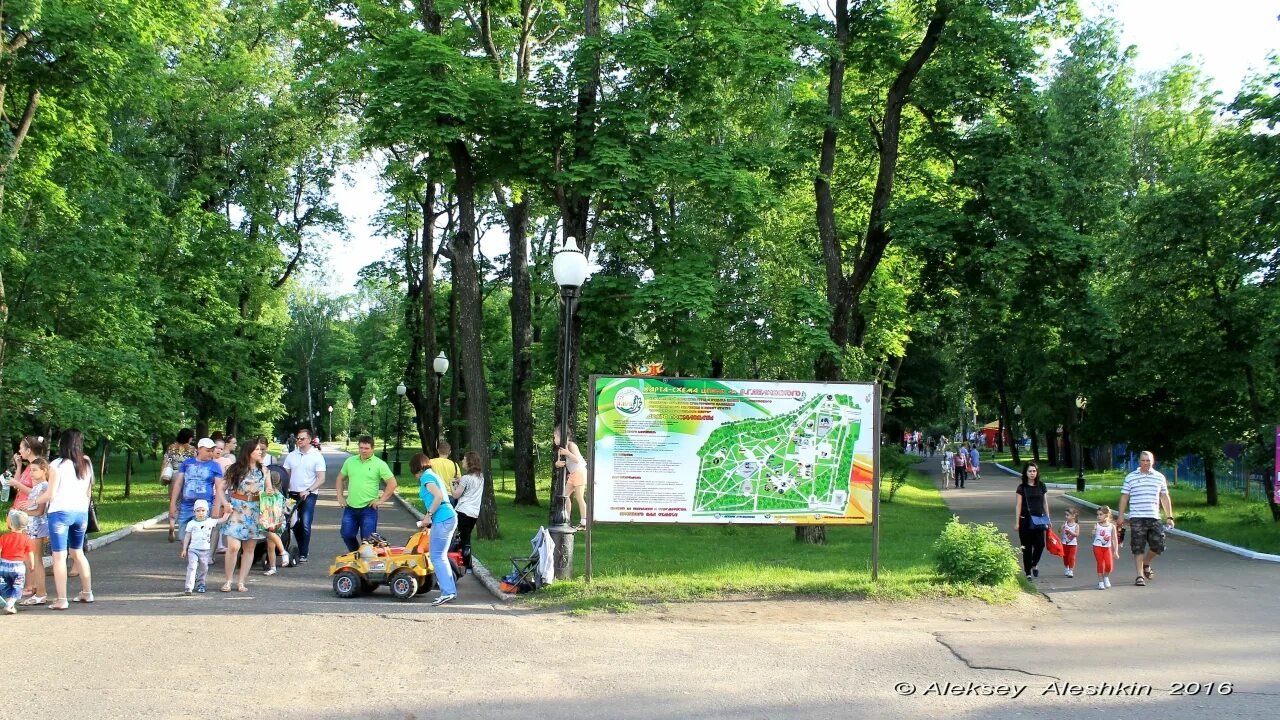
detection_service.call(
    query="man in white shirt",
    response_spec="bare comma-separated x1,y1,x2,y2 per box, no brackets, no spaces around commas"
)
283,428,327,562
1117,450,1175,587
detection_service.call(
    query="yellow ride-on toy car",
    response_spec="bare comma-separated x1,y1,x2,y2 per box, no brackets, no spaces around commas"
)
329,531,437,601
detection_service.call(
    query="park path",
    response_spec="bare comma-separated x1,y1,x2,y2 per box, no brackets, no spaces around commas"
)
918,451,1280,697
4,450,1277,719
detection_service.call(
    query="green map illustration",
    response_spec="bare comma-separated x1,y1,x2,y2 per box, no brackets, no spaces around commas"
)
692,393,862,517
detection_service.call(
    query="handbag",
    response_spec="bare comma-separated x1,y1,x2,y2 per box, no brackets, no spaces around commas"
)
86,501,100,534
1046,528,1064,557
1029,514,1050,529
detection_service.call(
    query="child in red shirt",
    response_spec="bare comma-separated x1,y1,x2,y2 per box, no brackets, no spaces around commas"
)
0,510,35,613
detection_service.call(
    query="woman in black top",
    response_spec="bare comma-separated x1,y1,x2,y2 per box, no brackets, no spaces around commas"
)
1013,463,1051,580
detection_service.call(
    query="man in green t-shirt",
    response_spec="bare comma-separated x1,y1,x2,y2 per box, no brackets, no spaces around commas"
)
335,436,398,551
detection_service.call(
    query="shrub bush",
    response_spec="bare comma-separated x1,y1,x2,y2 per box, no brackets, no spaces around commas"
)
880,446,910,502
933,516,1020,585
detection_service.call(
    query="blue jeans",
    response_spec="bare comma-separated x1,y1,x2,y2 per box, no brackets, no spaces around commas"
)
0,561,26,602
289,491,319,557
429,515,457,596
48,510,89,552
340,505,379,552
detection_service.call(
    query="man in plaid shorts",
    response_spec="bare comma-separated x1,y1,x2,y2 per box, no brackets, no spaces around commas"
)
1117,451,1175,586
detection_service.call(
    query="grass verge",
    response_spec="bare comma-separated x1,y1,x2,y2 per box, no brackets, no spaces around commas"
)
404,467,1024,611
985,450,1126,487
1071,486,1280,555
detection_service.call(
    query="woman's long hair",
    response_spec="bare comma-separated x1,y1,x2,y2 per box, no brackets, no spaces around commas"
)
226,436,265,488
57,429,91,480
1020,462,1040,487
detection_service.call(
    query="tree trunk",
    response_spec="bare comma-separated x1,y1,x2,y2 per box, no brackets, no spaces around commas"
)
447,283,463,452
1204,450,1219,507
446,141,498,540
504,197,538,505
1035,429,1045,465
420,181,440,448
125,449,135,499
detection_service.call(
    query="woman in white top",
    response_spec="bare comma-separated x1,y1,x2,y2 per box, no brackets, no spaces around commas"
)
451,451,485,573
37,429,95,610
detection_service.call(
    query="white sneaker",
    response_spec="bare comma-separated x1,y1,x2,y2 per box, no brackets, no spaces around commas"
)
264,567,278,576
1103,577,1111,588
280,551,290,566
1097,581,1106,590
430,593,456,606
1064,568,1073,577
3,603,15,614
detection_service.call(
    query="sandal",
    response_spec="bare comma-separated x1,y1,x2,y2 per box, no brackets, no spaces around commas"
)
19,595,46,606
1143,565,1154,579
1135,576,1146,586
48,598,69,610
220,583,233,593
73,591,94,603
237,584,248,592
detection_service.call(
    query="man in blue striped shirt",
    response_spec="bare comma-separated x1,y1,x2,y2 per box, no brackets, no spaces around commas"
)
1118,451,1175,587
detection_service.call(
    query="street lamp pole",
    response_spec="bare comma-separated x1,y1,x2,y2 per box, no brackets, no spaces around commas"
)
549,236,590,581
394,382,407,476
433,352,449,447
328,405,333,443
380,396,390,461
347,401,354,448
1075,395,1088,492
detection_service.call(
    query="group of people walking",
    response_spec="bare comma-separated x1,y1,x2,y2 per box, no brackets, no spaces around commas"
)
164,427,485,606
1013,451,1176,590
2,430,96,612
940,442,981,489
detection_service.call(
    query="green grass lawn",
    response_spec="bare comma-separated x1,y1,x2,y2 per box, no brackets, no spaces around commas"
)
398,467,1023,611
984,450,1127,487
1071,486,1280,555
73,453,171,538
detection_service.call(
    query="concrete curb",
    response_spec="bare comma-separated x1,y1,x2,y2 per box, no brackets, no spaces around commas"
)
43,509,172,569
994,462,1111,490
1060,494,1280,563
389,493,515,603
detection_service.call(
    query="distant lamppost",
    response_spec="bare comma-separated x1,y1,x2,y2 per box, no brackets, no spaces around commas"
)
549,236,590,581
380,395,390,461
433,352,449,445
1075,395,1088,492
327,405,334,443
394,381,407,476
1013,404,1023,447
370,397,379,452
346,401,354,448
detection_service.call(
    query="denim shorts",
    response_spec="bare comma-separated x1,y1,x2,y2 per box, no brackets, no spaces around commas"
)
48,510,89,552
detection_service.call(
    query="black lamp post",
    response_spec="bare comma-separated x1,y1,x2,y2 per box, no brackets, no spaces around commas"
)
433,352,449,446
1075,395,1088,492
549,236,590,581
394,381,407,475
327,405,333,443
346,401,354,448
380,396,390,461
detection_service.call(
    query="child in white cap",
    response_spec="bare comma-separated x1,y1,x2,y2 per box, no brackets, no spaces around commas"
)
181,499,223,594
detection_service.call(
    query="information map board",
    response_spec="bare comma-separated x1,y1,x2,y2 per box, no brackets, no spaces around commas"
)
589,376,878,525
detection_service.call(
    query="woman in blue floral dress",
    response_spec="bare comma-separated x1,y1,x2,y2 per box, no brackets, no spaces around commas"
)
216,438,274,592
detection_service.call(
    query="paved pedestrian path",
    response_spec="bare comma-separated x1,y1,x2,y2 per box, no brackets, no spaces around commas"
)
52,449,490,617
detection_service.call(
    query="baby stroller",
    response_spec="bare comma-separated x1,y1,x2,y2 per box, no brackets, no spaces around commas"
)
251,464,298,570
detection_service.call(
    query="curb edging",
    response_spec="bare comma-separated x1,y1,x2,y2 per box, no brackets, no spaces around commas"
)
44,509,172,569
1060,494,1280,563
390,493,515,603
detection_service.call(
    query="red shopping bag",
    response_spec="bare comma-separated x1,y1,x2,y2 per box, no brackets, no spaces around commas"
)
1046,527,1064,557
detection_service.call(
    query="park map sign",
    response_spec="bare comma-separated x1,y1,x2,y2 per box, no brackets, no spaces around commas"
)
589,376,878,525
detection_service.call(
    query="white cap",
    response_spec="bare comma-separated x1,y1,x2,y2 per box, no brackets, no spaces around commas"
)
197,438,216,449
193,499,209,511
